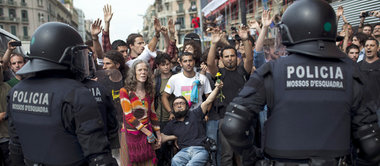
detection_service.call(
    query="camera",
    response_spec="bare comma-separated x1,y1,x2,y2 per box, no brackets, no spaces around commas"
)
362,11,372,18
10,41,21,47
231,27,237,31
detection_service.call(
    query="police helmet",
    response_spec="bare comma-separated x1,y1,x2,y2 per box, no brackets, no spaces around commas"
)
277,0,345,58
17,22,89,80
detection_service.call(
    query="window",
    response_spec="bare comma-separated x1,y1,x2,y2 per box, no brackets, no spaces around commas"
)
247,0,254,14
38,0,43,7
0,25,3,29
21,10,28,21
190,1,197,11
10,25,16,35
23,26,28,37
9,8,16,18
177,17,185,29
231,4,238,20
0,8,3,16
178,2,184,12
38,13,44,22
165,3,169,11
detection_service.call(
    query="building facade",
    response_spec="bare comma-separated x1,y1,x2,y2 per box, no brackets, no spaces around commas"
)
143,0,201,50
0,0,90,52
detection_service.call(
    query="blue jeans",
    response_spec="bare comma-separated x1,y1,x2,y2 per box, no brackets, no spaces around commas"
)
171,146,209,166
194,28,201,35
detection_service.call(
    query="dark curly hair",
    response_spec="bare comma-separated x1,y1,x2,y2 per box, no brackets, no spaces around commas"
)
124,60,154,97
105,50,127,79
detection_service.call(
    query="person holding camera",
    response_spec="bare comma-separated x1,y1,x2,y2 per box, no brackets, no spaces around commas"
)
160,80,223,166
358,10,380,36
2,40,25,87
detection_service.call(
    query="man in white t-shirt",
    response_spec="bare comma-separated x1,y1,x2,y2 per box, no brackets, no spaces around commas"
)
162,52,212,119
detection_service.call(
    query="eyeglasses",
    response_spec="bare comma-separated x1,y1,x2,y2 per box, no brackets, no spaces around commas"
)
173,101,186,107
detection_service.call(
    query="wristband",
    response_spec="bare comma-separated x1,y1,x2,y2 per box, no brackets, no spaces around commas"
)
147,134,156,143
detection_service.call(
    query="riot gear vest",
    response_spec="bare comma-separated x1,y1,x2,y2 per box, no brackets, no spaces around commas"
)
264,53,353,159
8,77,88,165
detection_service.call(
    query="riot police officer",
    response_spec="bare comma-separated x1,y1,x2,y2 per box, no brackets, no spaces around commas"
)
7,22,117,166
221,0,380,165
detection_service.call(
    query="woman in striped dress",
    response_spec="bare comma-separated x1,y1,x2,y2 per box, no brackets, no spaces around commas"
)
119,60,161,166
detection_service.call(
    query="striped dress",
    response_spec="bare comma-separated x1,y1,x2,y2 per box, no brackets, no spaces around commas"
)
119,88,160,166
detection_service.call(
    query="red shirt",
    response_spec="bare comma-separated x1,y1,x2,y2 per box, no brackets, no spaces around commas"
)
192,17,200,28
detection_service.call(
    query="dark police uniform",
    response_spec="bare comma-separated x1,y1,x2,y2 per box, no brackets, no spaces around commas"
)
7,22,117,166
7,73,112,166
221,0,379,165
83,79,119,149
232,54,370,160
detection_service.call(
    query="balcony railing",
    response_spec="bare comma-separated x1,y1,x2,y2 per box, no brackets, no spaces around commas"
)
21,17,28,22
0,17,20,22
20,2,27,6
7,1,17,6
23,36,30,40
176,10,185,15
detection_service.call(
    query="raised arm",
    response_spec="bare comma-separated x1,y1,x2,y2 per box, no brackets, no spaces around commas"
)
91,19,104,59
147,18,162,52
102,4,113,52
161,26,170,50
238,25,253,73
168,19,176,43
358,11,367,33
201,81,223,114
255,9,272,52
2,40,17,69
248,19,261,36
342,24,350,53
207,28,222,77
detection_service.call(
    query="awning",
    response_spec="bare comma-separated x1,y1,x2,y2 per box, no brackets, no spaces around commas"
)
210,0,237,16
202,0,228,16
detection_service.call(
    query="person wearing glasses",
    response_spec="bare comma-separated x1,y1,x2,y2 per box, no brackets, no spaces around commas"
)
161,80,223,166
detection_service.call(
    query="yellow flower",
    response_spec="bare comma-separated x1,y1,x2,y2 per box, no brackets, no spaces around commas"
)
216,72,222,77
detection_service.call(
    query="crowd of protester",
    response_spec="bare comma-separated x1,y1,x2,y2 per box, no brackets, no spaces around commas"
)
0,2,380,166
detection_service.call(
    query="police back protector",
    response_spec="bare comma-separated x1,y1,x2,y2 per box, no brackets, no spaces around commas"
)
264,53,353,159
9,77,87,165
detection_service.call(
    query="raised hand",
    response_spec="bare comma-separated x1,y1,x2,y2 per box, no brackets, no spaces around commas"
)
238,25,249,41
210,28,222,44
7,40,17,51
373,11,380,18
248,19,260,29
262,9,272,28
103,4,113,23
154,18,162,33
161,26,168,36
91,18,103,39
336,6,344,17
168,19,175,34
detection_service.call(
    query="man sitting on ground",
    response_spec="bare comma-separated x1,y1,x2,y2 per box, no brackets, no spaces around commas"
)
160,81,223,166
